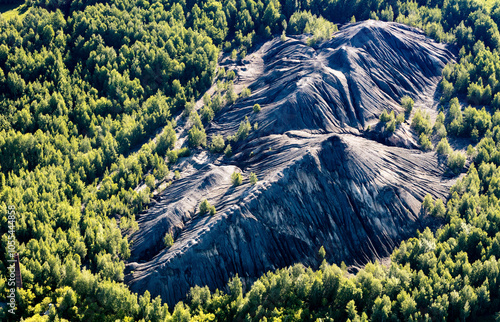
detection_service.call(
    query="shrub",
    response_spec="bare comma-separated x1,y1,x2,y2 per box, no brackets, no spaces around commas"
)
227,70,236,80
253,104,261,113
396,113,405,125
224,144,232,157
249,172,258,185
217,67,226,79
209,205,216,216
163,233,174,248
199,199,210,215
386,120,396,132
401,96,414,112
225,83,237,104
210,134,225,153
174,170,180,180
231,171,242,186
379,109,394,123
240,87,251,99
177,147,190,158
166,150,178,163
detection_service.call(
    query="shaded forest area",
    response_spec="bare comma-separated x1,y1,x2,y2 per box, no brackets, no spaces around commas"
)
0,0,500,321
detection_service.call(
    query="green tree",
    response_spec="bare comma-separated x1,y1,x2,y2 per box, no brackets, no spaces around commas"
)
145,174,155,190
231,49,237,60
346,299,359,321
189,111,203,129
200,106,215,123
432,199,446,217
188,126,207,148
448,151,466,174
372,295,392,321
199,199,211,215
419,133,433,151
412,109,432,135
163,233,174,248
264,2,281,28
156,124,177,155
447,98,463,136
422,194,434,213
235,116,252,141
436,138,451,155
225,82,237,104
318,246,326,259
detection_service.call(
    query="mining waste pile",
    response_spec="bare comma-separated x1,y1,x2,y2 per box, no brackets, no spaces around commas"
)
126,20,457,305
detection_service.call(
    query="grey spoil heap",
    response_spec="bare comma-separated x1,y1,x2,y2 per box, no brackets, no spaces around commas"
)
126,20,456,306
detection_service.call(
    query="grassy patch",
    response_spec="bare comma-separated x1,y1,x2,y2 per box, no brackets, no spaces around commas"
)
0,3,29,21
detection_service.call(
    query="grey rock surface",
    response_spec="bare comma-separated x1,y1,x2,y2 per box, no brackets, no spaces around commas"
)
126,20,456,306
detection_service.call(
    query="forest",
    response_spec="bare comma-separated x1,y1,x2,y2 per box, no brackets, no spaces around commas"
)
0,0,500,320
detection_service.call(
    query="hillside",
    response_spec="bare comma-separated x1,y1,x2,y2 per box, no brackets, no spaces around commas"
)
126,21,457,306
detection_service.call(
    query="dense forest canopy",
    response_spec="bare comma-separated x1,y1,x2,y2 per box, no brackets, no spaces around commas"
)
0,0,500,320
